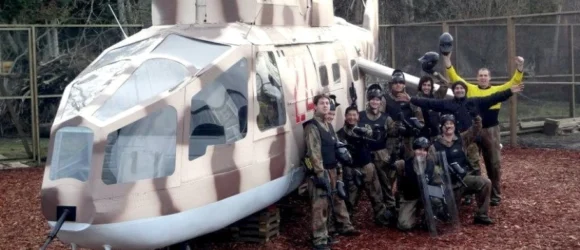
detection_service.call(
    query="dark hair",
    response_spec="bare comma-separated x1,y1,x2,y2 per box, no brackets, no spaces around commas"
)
417,76,434,93
345,106,358,115
451,81,468,93
313,93,330,105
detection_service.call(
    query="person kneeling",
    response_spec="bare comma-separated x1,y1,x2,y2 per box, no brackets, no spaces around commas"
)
431,114,493,225
394,137,445,231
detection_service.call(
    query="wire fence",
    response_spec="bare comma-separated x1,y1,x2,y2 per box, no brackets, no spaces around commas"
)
0,24,142,163
1,12,580,162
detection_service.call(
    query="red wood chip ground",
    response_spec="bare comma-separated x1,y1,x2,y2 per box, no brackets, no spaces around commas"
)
2,147,579,249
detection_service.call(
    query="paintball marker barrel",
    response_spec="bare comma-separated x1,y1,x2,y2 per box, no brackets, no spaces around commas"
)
448,162,467,187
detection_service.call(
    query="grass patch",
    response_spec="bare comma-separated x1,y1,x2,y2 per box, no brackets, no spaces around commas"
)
0,137,51,162
498,100,580,123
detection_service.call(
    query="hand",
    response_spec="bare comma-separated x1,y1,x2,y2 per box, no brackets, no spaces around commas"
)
396,93,411,102
511,83,524,93
515,56,524,71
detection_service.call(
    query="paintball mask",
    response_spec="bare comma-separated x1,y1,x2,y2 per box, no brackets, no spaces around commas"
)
418,51,440,75
439,32,454,56
335,141,353,165
412,137,430,150
391,69,406,84
366,83,383,100
440,114,456,133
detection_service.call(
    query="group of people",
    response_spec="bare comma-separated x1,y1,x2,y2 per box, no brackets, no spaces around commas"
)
301,50,525,250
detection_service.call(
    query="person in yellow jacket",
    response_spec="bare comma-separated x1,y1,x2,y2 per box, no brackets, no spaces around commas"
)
442,52,524,206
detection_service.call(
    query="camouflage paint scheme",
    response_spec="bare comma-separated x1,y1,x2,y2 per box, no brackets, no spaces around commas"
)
40,1,452,249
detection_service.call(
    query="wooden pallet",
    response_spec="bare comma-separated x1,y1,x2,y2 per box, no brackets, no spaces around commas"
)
230,206,281,243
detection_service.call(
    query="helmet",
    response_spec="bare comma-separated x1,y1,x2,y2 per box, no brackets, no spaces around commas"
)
391,69,405,84
440,114,456,125
418,51,440,74
439,32,454,56
412,137,430,150
335,141,353,165
366,83,383,100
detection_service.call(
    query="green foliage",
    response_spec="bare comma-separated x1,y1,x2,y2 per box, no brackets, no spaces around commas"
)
0,0,72,23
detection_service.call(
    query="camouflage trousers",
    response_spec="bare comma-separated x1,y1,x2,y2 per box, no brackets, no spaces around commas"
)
308,168,355,246
454,175,492,216
480,125,502,202
371,149,397,210
397,197,443,231
466,142,482,175
402,136,414,160
342,163,389,223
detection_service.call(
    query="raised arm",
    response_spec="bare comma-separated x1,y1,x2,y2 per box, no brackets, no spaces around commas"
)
492,56,525,92
411,104,425,126
409,96,454,113
476,85,522,111
460,116,483,146
443,53,478,93
304,123,324,175
433,82,449,99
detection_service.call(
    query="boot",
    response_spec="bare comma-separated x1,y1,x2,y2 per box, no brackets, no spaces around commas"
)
474,214,493,225
313,244,331,250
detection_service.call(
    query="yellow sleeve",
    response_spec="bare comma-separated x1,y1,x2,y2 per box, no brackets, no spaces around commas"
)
492,69,524,92
446,66,478,93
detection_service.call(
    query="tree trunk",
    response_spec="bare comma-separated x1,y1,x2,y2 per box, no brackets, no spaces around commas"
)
117,0,128,35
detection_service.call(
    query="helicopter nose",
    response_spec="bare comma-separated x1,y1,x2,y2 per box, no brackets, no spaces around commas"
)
41,184,95,231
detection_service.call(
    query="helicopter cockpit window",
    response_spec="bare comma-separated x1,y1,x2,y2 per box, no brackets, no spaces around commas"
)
101,106,177,185
78,36,163,78
61,60,131,120
351,60,359,81
332,63,341,84
318,65,329,87
152,34,231,69
255,51,286,131
93,58,189,121
49,126,94,182
189,58,249,160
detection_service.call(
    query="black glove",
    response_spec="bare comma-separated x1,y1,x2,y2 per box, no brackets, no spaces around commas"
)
352,126,370,136
397,123,407,135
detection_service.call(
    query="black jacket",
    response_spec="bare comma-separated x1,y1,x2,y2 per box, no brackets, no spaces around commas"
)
409,88,513,133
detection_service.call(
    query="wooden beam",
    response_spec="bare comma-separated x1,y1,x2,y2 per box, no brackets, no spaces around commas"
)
507,18,518,146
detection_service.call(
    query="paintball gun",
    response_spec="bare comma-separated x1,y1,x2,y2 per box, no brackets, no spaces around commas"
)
398,112,422,137
448,162,468,188
351,124,385,143
311,170,347,223
349,82,358,108
335,141,354,166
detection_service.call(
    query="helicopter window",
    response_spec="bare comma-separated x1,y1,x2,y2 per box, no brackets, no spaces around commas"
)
101,106,178,185
61,60,131,120
351,60,359,81
93,58,189,121
319,65,329,87
78,36,163,78
256,51,286,131
189,58,249,160
49,127,94,182
332,63,340,84
152,34,230,69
